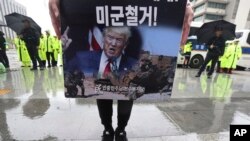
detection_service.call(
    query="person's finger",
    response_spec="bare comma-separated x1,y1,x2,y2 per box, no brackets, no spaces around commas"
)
62,27,70,37
63,42,71,52
65,39,72,49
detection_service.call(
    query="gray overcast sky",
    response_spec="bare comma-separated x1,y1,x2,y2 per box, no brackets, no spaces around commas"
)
17,0,55,35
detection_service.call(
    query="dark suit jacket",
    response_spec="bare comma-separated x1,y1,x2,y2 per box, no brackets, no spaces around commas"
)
65,51,137,75
207,36,225,56
20,27,40,46
0,35,6,51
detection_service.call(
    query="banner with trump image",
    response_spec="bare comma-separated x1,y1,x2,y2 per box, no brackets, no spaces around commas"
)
61,0,187,100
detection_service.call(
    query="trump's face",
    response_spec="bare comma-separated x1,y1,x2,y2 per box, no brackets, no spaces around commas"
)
103,31,127,59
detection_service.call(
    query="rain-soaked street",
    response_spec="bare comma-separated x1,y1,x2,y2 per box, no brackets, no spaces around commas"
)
1,62,250,140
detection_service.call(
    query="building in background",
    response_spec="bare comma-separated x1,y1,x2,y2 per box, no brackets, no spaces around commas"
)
0,0,27,41
191,0,250,29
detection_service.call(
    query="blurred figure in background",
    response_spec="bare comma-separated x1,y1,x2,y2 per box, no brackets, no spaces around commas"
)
195,27,225,78
225,39,242,74
39,34,47,67
20,20,44,70
53,36,61,67
183,41,192,68
219,40,231,73
0,31,10,69
14,35,31,67
44,30,55,68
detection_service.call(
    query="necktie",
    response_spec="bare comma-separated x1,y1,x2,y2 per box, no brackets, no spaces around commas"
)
103,59,112,78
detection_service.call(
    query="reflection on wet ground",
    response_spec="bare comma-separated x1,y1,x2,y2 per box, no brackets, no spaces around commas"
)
0,68,250,140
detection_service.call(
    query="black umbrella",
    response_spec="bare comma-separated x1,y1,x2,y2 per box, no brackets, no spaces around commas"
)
196,20,236,43
4,12,41,35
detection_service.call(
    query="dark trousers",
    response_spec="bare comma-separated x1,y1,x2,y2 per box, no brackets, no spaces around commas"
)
198,53,219,76
52,60,57,67
42,61,46,67
46,52,55,67
216,61,221,72
97,99,133,131
0,50,9,68
26,45,42,68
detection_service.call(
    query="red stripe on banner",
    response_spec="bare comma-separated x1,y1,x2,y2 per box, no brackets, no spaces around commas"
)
91,34,101,51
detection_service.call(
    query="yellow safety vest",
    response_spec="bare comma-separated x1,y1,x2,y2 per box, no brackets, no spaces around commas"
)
184,43,192,53
44,35,54,52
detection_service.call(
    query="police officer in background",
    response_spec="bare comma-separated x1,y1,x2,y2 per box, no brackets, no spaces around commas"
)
20,20,44,70
44,30,55,67
52,36,61,67
0,31,10,69
14,35,31,67
195,27,225,78
183,41,192,68
39,34,47,67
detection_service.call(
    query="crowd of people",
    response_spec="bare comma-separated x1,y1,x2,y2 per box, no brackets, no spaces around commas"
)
0,20,62,72
15,30,62,69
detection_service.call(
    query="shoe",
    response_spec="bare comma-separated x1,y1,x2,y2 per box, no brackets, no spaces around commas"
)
47,65,51,68
195,74,201,77
40,66,45,70
115,129,127,141
30,68,37,71
102,129,114,141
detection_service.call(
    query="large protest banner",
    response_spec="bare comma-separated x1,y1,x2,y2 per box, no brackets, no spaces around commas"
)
61,0,187,100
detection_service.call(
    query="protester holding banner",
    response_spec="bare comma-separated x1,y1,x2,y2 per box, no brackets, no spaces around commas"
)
49,1,187,141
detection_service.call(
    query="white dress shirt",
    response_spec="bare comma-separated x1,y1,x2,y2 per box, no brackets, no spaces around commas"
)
98,52,122,78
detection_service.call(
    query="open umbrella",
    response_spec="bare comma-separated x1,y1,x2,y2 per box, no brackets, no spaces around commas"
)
4,12,41,35
196,20,236,44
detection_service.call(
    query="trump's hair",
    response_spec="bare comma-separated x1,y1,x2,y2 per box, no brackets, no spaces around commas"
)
103,27,131,42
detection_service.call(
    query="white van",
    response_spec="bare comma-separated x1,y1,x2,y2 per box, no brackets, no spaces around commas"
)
177,22,207,68
235,30,250,69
